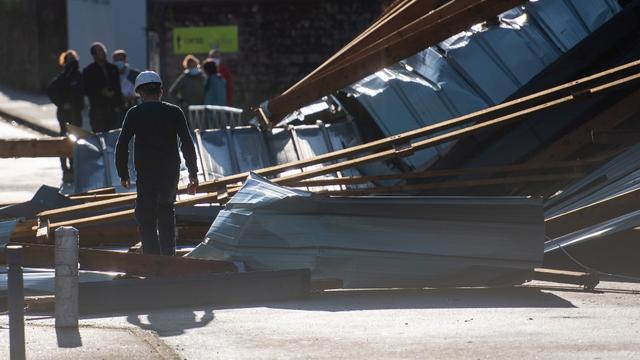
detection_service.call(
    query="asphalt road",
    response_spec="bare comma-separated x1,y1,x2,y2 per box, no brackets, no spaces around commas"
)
0,117,62,204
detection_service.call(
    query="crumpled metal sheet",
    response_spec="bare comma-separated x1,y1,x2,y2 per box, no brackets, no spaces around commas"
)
0,185,78,220
196,122,393,190
188,173,544,288
188,105,244,130
73,121,392,194
346,0,621,170
544,210,640,253
72,130,137,193
0,219,17,246
545,144,640,218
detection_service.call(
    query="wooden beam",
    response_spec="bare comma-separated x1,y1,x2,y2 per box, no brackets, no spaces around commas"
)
269,72,640,189
38,70,640,229
34,62,640,225
37,192,220,233
525,88,640,164
69,192,136,201
0,137,72,158
292,158,607,187
316,173,585,196
533,268,599,290
266,0,526,121
203,59,640,193
0,242,235,277
284,0,444,94
545,187,640,239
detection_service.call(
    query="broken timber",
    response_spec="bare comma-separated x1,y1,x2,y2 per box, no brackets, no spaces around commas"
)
34,59,640,228
0,137,72,158
0,242,235,277
533,268,599,291
34,69,640,230
267,0,528,121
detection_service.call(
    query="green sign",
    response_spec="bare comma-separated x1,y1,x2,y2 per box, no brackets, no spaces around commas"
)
173,26,238,54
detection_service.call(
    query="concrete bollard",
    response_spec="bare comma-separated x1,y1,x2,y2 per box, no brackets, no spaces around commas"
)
6,244,26,360
54,226,79,328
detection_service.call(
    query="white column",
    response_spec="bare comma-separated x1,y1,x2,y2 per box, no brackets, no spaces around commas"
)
55,226,79,328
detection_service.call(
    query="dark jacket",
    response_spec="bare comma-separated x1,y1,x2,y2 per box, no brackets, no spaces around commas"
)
82,61,123,108
115,101,198,181
47,64,84,110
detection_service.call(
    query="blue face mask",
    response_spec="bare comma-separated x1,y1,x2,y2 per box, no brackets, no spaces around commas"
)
188,68,200,76
114,61,126,71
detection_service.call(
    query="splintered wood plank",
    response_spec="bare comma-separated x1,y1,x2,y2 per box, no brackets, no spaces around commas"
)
0,243,235,277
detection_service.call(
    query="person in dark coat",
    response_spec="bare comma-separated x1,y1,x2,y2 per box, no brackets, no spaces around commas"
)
82,42,123,133
115,71,199,256
46,49,84,181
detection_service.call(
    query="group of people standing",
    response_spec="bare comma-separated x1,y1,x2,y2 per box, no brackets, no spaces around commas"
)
46,42,234,180
167,49,234,115
47,42,139,179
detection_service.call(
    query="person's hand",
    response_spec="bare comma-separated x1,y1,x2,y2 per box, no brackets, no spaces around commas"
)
187,175,199,195
121,179,130,189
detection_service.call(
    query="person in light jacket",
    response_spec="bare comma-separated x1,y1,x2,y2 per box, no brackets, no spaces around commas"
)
168,54,205,115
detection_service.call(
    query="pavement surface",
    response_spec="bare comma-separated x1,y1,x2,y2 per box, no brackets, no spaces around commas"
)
0,118,63,204
0,84,60,135
1,280,639,359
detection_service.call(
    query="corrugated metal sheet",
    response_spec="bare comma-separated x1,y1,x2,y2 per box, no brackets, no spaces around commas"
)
71,121,391,194
0,219,17,246
545,144,640,218
188,173,544,288
346,0,621,170
73,129,137,193
196,121,392,190
544,210,640,253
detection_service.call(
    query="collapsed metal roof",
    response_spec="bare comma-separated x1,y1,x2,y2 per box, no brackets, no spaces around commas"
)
188,173,544,288
346,0,621,170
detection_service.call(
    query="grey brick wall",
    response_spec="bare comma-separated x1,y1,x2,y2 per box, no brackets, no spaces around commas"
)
149,0,385,111
0,0,67,92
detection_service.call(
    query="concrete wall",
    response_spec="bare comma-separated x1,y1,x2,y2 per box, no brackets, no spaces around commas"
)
66,0,147,72
0,0,67,92
149,0,385,110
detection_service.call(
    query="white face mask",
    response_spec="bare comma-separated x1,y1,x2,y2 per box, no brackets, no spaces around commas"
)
188,67,200,75
212,58,221,66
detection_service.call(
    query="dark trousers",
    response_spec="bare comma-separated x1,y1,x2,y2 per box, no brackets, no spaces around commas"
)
89,105,119,133
56,107,82,171
134,171,180,256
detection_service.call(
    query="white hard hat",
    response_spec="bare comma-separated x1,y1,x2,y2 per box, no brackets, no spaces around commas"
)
134,71,162,91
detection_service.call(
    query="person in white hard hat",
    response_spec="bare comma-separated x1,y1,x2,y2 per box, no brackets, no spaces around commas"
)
115,70,199,256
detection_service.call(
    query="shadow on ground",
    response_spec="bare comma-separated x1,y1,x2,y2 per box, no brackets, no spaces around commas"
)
264,286,576,312
76,286,576,336
125,307,215,337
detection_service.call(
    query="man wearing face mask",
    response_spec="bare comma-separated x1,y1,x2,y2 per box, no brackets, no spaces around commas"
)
112,49,140,127
208,48,234,106
82,42,123,133
168,54,205,115
46,49,84,182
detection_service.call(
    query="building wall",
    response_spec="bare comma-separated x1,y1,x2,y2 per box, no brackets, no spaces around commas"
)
149,0,385,111
66,0,147,72
0,0,67,92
